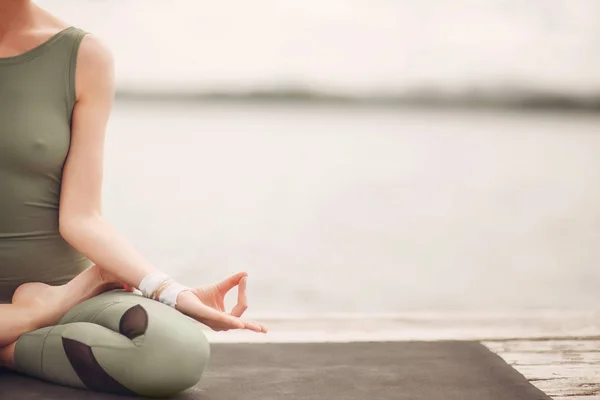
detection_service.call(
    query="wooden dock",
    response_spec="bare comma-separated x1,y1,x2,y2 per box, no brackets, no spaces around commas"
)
485,340,600,400
204,311,600,399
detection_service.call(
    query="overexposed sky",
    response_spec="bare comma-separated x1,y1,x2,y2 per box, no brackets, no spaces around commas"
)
38,0,600,94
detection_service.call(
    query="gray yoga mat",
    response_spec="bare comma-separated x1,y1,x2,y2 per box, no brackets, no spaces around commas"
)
0,341,550,400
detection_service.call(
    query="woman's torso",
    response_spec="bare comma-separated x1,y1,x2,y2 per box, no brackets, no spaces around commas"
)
0,26,92,303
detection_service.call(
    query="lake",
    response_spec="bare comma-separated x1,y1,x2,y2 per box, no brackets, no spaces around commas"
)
102,101,600,315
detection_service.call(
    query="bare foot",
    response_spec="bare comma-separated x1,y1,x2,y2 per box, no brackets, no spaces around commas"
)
11,282,72,328
11,266,121,330
12,282,59,306
0,342,16,369
94,266,129,291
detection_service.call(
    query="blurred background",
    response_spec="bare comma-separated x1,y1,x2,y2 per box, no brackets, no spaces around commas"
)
38,0,600,315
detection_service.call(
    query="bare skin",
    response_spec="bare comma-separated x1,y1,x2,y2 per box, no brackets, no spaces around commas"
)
0,265,121,367
0,0,266,367
0,268,253,368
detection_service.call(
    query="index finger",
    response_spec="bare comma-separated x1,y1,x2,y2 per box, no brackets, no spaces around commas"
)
217,272,248,292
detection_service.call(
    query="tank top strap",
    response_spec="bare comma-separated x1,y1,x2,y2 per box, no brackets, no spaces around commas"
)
60,27,89,117
0,26,89,122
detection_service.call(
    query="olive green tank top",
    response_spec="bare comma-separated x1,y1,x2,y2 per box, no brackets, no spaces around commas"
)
0,27,93,303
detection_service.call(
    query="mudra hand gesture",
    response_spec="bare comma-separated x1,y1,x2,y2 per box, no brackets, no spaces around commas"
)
175,272,267,333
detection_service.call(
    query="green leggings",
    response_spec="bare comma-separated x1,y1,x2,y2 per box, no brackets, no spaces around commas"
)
13,291,210,397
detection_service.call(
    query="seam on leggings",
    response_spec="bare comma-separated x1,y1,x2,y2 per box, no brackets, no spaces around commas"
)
60,308,87,324
88,300,122,324
38,326,57,376
88,342,144,351
61,299,119,324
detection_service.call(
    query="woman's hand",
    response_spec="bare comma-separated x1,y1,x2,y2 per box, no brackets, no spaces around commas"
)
176,272,267,334
97,266,267,334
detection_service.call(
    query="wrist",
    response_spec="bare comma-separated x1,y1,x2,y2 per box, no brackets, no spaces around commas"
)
173,290,197,315
64,265,112,301
139,272,190,308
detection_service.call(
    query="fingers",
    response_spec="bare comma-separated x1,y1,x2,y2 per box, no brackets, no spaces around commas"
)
222,276,267,332
193,300,267,333
216,318,266,333
177,278,267,333
243,320,268,333
203,311,265,333
200,316,266,333
230,276,248,317
203,318,267,333
178,291,245,330
217,272,248,292
203,307,246,330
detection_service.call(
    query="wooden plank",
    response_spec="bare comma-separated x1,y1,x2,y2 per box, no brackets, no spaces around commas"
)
484,340,600,399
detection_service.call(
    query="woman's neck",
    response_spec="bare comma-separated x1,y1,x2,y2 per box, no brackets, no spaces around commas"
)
0,1,35,37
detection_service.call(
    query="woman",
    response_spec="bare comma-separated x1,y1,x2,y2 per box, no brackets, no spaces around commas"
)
0,1,267,397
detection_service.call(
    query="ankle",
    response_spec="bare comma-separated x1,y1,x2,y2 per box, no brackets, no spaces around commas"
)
90,265,123,289
62,266,109,304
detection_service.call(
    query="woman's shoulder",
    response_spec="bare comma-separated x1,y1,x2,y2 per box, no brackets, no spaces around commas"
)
38,12,113,75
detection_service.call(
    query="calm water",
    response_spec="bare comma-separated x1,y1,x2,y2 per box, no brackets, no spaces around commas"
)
103,102,600,315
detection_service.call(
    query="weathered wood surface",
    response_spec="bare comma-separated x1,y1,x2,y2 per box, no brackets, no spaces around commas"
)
484,340,600,400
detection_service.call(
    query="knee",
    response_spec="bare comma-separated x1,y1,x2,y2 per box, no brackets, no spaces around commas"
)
120,303,211,397
153,324,211,392
141,334,210,398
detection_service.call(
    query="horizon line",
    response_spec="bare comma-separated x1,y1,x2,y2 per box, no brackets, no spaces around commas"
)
115,88,600,111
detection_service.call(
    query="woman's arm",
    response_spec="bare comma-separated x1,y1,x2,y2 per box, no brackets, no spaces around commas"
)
58,36,154,287
58,35,263,333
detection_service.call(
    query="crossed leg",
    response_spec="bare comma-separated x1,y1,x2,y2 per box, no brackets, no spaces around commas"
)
10,290,210,398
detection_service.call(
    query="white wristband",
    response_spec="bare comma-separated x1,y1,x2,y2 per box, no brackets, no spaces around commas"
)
139,272,189,308
159,281,189,308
